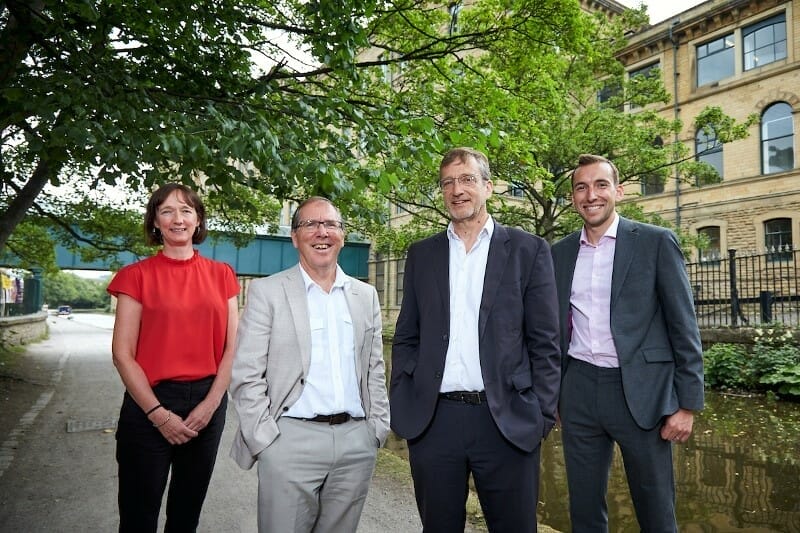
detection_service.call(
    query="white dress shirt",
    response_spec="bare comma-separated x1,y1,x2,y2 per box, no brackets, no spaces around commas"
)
440,216,494,393
284,265,365,418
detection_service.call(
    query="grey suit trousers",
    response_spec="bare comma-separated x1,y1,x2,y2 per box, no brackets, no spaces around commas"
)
255,416,378,533
560,358,677,533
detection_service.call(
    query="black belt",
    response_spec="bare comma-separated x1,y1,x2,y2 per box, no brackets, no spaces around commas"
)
293,413,365,425
439,391,486,405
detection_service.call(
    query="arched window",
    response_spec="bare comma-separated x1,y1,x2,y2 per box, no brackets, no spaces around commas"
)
695,127,723,183
761,102,794,174
697,226,721,263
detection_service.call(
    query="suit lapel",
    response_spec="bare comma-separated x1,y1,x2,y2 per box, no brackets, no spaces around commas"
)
343,279,366,384
479,224,510,338
611,217,637,307
284,266,313,374
432,232,451,328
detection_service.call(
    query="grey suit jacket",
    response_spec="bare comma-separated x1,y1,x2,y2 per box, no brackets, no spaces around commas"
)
229,264,391,470
551,216,704,430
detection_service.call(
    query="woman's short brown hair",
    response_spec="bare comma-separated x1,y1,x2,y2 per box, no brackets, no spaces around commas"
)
144,183,208,245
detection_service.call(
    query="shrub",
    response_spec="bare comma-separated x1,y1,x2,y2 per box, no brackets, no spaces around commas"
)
760,364,800,397
703,343,749,389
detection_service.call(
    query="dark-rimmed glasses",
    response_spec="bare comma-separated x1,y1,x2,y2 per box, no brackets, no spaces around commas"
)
293,219,344,232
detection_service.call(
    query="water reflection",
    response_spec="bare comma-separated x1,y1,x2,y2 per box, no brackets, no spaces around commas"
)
386,391,800,531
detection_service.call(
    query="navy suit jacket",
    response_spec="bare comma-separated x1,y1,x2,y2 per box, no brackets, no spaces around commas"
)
390,222,561,453
551,217,704,430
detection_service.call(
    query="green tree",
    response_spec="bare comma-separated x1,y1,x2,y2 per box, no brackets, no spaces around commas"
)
364,2,756,253
2,1,756,269
2,0,593,268
43,270,109,309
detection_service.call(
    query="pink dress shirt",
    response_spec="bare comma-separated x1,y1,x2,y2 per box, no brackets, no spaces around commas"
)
568,214,621,368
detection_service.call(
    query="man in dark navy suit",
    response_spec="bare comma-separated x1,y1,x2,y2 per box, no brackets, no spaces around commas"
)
391,147,561,533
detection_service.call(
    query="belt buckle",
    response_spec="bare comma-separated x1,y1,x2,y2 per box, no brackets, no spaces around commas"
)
464,392,481,405
329,413,349,425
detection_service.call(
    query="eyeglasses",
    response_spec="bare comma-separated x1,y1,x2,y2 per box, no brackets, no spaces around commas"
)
439,174,481,190
293,219,345,232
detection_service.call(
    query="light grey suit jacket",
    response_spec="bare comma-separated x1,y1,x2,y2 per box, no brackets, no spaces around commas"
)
551,217,704,430
229,264,391,470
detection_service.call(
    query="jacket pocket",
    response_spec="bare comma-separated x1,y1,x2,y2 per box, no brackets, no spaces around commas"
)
642,348,674,363
511,369,532,391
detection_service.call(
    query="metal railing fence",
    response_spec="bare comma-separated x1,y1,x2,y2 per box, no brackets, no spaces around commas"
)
687,247,800,328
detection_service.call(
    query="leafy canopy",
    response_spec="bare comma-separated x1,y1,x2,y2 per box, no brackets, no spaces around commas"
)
1,1,756,270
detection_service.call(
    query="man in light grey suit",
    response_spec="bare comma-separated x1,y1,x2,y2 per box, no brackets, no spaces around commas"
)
229,196,390,533
551,154,704,532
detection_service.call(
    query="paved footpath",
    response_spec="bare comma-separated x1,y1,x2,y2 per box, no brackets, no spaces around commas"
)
0,313,425,532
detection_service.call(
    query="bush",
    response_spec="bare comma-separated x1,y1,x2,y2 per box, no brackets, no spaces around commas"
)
703,343,749,389
703,324,800,399
760,364,800,397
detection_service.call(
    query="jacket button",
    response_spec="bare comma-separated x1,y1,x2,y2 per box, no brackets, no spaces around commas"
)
435,372,443,379
442,334,448,342
282,406,289,411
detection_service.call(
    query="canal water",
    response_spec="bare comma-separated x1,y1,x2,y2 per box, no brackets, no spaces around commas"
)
385,382,800,531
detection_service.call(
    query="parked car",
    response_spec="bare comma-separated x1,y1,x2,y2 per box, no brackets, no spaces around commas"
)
57,305,72,316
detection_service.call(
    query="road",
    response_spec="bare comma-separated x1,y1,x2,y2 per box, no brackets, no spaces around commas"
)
0,313,424,532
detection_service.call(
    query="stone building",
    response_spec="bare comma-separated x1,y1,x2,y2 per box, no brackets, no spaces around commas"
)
617,0,798,260
371,0,799,322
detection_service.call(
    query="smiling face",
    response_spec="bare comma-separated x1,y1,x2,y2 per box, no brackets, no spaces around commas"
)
291,198,344,277
571,161,624,236
440,155,493,225
153,190,199,250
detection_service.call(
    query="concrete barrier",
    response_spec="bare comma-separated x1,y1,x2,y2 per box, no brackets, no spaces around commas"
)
0,312,48,347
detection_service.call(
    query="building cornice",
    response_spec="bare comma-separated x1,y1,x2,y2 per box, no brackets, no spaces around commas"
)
617,0,786,65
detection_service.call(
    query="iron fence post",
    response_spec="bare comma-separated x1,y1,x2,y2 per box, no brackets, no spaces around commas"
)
729,249,740,326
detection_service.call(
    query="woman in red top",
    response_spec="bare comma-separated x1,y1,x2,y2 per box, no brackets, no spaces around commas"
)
107,184,239,532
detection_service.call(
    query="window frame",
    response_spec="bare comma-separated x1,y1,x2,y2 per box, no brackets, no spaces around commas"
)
696,32,735,87
743,13,787,72
760,101,795,175
697,226,722,264
764,218,793,262
695,126,724,183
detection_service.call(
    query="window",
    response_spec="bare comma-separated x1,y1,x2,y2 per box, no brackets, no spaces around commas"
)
641,174,664,196
697,33,734,86
695,127,723,182
764,218,792,261
395,257,406,305
394,201,410,215
507,182,525,198
628,62,660,109
761,102,794,174
374,254,385,304
448,2,462,36
597,79,623,111
641,136,665,195
744,14,787,71
697,226,721,263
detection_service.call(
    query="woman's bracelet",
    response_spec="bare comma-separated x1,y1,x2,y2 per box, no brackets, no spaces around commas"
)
145,403,163,416
153,411,171,428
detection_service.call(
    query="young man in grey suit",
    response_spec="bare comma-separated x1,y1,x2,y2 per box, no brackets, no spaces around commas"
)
551,154,704,532
229,196,390,533
391,147,561,532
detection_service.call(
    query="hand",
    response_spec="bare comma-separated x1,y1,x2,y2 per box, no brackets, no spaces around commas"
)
183,397,219,433
660,408,694,444
153,410,198,445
